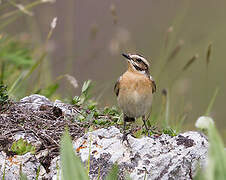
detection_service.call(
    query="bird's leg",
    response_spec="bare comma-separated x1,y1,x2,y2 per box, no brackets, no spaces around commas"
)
122,115,132,146
143,114,160,135
142,115,150,137
122,118,129,141
123,118,126,133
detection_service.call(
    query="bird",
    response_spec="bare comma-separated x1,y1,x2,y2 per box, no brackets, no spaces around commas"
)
114,53,156,140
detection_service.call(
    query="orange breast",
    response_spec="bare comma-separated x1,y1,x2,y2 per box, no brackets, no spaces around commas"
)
119,71,153,95
117,71,153,117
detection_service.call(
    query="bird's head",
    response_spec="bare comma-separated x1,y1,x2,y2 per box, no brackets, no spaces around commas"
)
122,53,150,74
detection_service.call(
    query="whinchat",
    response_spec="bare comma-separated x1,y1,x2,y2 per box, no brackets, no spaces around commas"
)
114,53,156,139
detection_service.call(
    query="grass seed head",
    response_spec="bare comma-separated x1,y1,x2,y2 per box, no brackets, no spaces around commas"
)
51,17,58,29
165,26,173,48
182,53,199,71
167,39,184,62
206,42,212,66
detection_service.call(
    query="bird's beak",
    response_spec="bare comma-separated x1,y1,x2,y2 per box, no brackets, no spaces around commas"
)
122,53,131,61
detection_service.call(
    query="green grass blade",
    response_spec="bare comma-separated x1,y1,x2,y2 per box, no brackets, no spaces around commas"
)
8,71,26,95
60,130,89,180
105,164,119,180
86,135,92,175
20,173,28,180
24,52,47,81
35,165,40,180
2,159,6,180
39,83,59,98
206,125,226,180
205,87,219,116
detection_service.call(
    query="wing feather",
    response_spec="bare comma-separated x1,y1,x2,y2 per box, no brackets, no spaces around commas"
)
149,75,156,93
114,76,121,96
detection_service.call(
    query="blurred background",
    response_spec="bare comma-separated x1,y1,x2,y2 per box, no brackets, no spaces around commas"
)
1,0,226,140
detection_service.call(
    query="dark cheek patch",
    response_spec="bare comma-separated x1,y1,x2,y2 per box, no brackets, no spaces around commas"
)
134,65,143,71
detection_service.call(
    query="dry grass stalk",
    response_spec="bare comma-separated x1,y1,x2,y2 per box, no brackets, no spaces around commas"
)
167,39,184,62
182,54,199,71
90,23,98,40
206,42,212,66
164,26,173,49
162,88,167,97
110,4,116,16
65,74,78,89
110,4,118,24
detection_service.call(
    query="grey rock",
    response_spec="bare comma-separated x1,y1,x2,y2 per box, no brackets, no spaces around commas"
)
0,125,208,180
2,94,208,179
46,126,208,180
54,99,78,117
19,94,52,111
19,95,78,118
0,151,46,180
73,126,208,180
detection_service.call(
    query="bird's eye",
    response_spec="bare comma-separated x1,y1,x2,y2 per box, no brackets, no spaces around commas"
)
136,58,142,62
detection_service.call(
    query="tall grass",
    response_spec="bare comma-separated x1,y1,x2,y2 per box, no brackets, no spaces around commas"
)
60,129,89,180
0,0,58,99
195,124,226,180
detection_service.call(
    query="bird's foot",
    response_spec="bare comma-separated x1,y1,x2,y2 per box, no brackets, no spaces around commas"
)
122,132,129,142
121,132,131,147
144,126,161,137
149,126,161,136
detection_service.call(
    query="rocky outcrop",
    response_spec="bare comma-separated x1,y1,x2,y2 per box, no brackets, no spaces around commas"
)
0,95,208,179
75,127,208,180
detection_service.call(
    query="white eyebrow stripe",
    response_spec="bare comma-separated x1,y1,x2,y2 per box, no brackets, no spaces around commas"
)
130,54,150,67
131,61,139,67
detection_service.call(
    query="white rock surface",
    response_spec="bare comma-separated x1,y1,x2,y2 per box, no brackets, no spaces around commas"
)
0,126,208,180
54,99,78,117
47,126,208,180
19,94,53,111
1,94,208,179
0,151,46,180
73,126,208,180
19,95,78,117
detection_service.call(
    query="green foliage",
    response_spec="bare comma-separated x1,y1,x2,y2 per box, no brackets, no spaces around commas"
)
162,127,177,137
20,173,28,180
39,83,59,98
71,80,122,126
0,1,57,98
2,160,6,180
11,138,36,155
205,87,219,116
72,80,92,105
195,124,226,180
105,164,119,180
19,162,28,180
35,165,41,180
0,84,8,105
206,125,226,180
103,106,120,117
0,36,34,83
0,36,33,68
60,129,89,180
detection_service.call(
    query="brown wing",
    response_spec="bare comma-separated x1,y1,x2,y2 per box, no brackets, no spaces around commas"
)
149,76,156,93
114,76,121,96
